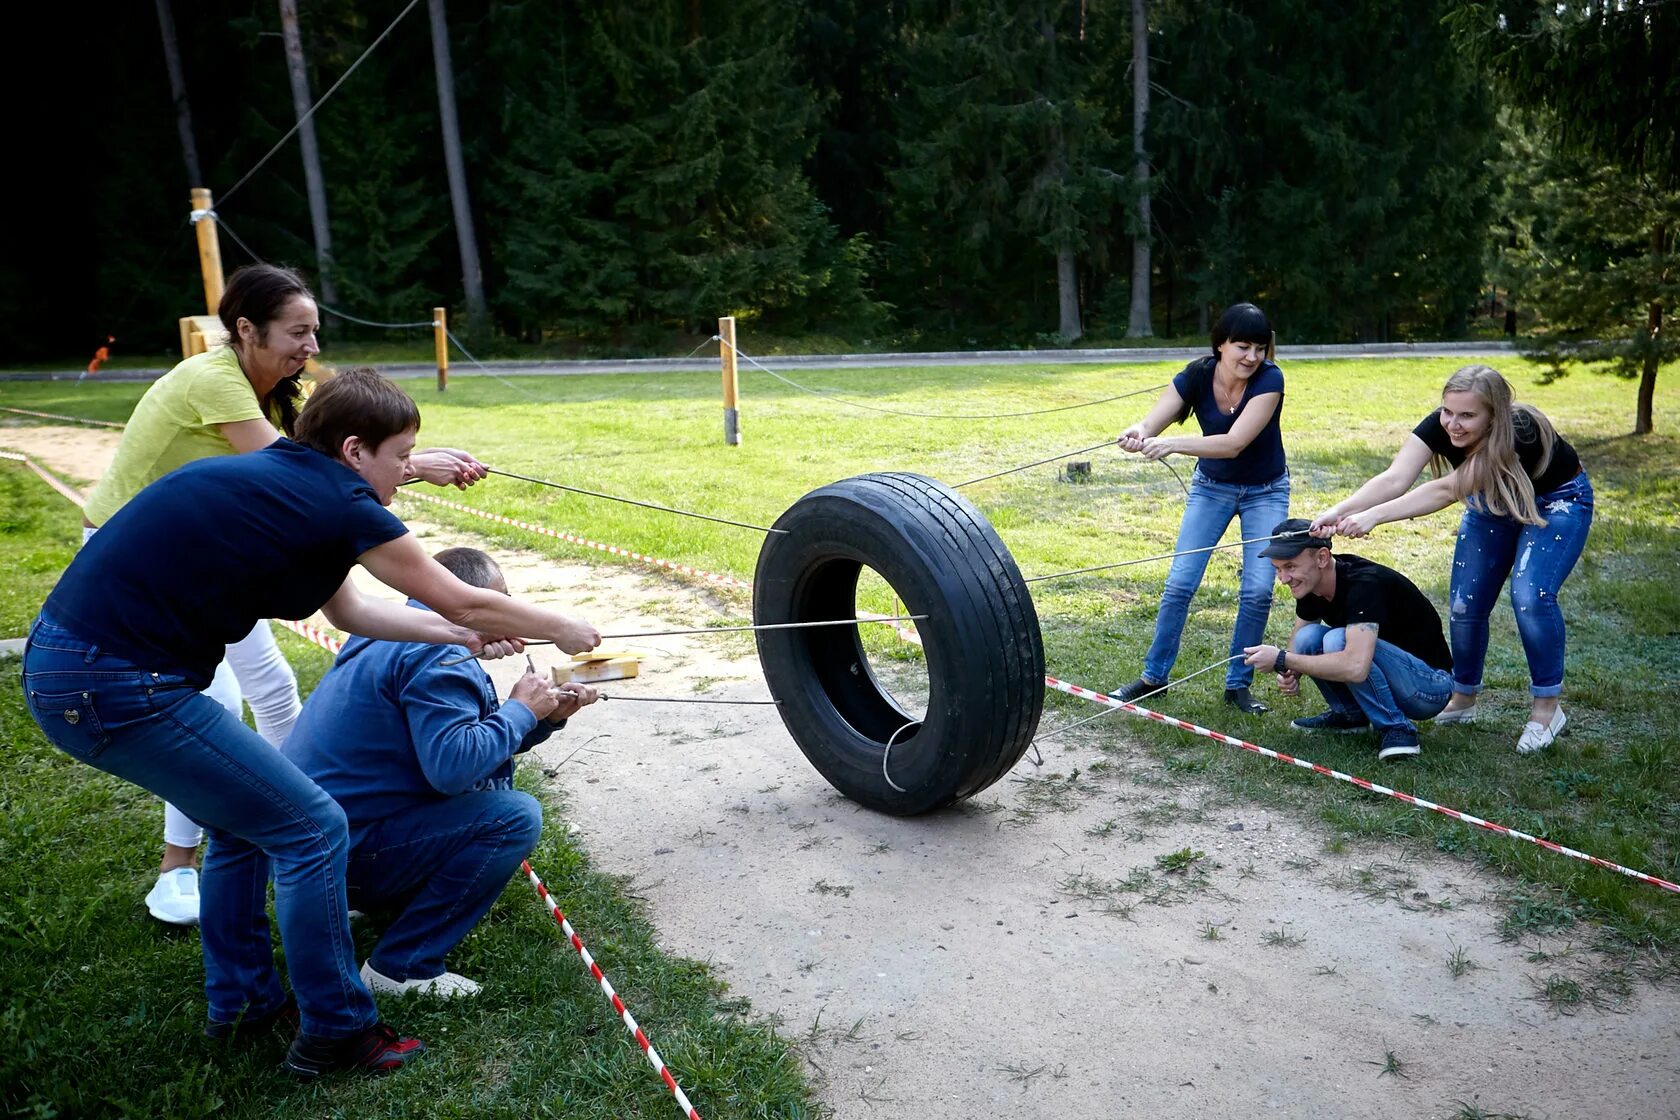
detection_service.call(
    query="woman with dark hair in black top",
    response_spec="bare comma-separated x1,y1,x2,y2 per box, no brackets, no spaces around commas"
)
1110,303,1290,715
1310,365,1592,755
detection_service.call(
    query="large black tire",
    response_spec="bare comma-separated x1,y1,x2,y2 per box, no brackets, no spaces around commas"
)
753,472,1044,815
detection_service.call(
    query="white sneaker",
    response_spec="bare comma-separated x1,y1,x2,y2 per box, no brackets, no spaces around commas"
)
1517,707,1567,755
360,959,480,998
145,867,202,926
1432,704,1477,725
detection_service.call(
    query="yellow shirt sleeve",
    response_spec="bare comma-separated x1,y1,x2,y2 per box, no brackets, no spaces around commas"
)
82,349,265,525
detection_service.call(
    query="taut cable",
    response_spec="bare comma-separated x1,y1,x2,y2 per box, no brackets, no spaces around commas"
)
717,335,1167,420
437,615,931,666
1025,530,1310,585
486,466,785,534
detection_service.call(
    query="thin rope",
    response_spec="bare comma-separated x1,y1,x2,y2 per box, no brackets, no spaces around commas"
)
954,441,1190,496
600,694,780,706
881,720,920,793
717,335,1167,421
1024,530,1310,585
954,440,1116,488
315,303,434,330
443,326,549,401
438,615,930,665
1031,655,1243,748
212,214,263,263
218,0,424,206
486,466,785,535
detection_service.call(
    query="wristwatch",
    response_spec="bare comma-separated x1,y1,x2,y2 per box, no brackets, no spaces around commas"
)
1273,649,1288,674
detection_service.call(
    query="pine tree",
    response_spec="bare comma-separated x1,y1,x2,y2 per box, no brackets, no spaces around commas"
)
882,0,1124,343
1449,1,1679,432
1135,0,1494,341
1490,121,1678,434
482,0,872,343
307,0,452,329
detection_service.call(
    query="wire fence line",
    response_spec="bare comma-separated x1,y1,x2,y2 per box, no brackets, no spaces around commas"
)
217,0,424,207
716,334,1168,421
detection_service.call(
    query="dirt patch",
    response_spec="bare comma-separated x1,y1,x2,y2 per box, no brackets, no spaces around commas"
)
4,421,1675,1118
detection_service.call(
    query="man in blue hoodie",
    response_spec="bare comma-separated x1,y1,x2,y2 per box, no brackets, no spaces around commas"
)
283,546,598,998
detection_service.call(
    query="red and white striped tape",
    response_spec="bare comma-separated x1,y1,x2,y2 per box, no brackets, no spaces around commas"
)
274,617,344,654
1044,674,1680,895
0,450,87,508
399,490,752,592
522,860,703,1120
0,406,126,429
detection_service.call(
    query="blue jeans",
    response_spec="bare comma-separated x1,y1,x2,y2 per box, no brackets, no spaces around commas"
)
347,791,542,981
1143,469,1291,689
20,616,376,1038
1449,471,1594,698
1291,623,1455,733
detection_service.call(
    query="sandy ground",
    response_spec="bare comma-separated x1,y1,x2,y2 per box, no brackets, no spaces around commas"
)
5,421,1677,1120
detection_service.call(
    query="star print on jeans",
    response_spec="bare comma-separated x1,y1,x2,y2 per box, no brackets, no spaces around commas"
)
1545,499,1571,514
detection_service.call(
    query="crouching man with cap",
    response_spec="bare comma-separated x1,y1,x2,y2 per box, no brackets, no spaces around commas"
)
1243,519,1454,761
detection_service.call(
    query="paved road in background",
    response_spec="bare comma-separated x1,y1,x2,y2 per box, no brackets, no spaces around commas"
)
0,340,1517,382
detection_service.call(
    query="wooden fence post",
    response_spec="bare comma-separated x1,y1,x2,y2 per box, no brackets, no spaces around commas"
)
719,316,741,446
190,187,225,314
434,307,449,391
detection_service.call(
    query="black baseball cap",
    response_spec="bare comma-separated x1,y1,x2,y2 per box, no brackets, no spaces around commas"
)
1258,518,1330,559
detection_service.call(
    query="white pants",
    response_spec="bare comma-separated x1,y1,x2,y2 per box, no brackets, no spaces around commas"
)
81,526,301,849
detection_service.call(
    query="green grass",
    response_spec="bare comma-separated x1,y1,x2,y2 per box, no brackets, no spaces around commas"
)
0,466,80,634
0,639,818,1118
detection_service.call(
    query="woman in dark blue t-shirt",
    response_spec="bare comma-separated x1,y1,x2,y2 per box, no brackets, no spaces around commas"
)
21,369,600,1079
1311,364,1592,755
1110,303,1290,715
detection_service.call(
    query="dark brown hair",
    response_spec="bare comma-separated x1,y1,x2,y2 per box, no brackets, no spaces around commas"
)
293,367,421,459
218,264,316,436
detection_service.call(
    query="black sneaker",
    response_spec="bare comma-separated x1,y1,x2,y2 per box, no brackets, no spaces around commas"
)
1109,677,1164,703
1290,710,1370,733
1377,728,1422,761
1224,687,1269,715
205,995,299,1043
282,1021,426,1080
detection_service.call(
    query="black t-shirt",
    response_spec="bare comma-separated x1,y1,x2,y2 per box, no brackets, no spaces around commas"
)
1294,555,1452,671
1412,409,1581,496
1170,356,1287,485
45,440,409,688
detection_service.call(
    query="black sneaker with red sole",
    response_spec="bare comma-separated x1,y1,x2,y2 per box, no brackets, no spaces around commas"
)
204,995,300,1043
282,1021,425,1080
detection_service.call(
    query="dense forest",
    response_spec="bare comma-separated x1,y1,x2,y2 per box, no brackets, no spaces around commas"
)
9,0,1675,376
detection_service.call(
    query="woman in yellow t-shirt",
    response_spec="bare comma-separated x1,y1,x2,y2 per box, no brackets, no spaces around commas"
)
85,264,487,925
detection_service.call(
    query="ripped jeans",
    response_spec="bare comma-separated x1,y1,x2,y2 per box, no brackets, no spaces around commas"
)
1448,471,1593,698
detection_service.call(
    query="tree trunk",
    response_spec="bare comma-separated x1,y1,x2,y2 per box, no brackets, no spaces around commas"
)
278,0,337,309
1638,222,1666,435
154,0,202,188
427,0,488,333
1057,246,1082,343
1126,0,1153,338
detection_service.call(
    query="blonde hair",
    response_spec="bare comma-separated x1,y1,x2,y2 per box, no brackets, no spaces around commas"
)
1435,364,1556,526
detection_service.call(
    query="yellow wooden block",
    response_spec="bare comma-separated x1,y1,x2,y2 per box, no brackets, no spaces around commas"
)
553,656,641,683
571,649,637,664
